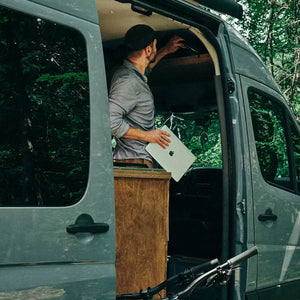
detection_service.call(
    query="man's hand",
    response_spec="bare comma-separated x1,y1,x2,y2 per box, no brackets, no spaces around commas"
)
161,35,185,55
149,35,184,69
145,129,171,149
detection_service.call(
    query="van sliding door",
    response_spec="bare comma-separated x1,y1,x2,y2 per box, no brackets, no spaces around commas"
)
0,1,115,299
241,76,300,299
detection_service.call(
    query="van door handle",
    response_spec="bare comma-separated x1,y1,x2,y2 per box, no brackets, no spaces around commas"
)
258,208,277,222
66,213,109,234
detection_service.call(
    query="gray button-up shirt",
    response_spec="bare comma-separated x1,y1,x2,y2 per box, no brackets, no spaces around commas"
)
109,60,155,161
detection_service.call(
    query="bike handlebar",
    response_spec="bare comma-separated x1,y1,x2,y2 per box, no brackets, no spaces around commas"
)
116,246,258,300
227,246,258,267
167,246,258,300
116,258,219,300
151,257,219,295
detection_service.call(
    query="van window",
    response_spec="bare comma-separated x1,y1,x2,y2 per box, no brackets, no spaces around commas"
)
248,89,292,190
291,121,300,193
0,7,89,206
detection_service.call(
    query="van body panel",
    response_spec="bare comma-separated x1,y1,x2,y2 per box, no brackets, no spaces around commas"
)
0,263,115,299
28,0,100,24
231,74,257,294
216,25,258,296
225,25,281,94
250,279,300,299
235,76,258,295
240,75,300,295
226,69,257,296
0,0,115,264
0,0,116,298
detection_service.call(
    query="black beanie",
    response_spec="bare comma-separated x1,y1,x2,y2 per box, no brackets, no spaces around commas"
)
124,24,156,51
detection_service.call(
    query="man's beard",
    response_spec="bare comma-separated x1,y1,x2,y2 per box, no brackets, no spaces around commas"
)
148,49,157,64
150,55,157,63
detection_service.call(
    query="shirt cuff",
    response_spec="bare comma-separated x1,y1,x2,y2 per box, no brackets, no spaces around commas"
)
115,122,130,138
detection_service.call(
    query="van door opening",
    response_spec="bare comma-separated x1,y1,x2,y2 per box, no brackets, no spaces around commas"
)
149,28,224,300
98,1,228,299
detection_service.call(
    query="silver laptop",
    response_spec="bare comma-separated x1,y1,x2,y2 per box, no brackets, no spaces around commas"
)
146,125,196,182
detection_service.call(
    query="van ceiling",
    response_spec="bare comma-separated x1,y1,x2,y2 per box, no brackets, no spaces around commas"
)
96,0,188,41
98,0,217,115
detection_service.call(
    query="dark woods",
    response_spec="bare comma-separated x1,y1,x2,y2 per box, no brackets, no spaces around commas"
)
0,7,89,206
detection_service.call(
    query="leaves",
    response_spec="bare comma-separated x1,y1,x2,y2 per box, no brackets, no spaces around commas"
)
156,113,222,168
228,0,299,121
0,7,89,206
36,72,88,87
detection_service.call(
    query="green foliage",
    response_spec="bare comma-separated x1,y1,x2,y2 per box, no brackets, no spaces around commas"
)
249,90,291,183
36,72,88,87
156,113,222,168
228,0,300,121
0,7,89,206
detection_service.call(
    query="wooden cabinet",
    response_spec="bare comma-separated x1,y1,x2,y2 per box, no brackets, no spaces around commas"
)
114,168,171,295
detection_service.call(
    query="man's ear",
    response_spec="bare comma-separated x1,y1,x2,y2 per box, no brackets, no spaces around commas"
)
145,45,151,56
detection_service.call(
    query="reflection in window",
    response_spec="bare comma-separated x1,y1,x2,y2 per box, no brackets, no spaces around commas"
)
0,7,89,206
249,90,291,189
291,122,300,192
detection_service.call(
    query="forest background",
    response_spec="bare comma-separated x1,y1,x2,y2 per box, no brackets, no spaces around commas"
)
229,0,299,121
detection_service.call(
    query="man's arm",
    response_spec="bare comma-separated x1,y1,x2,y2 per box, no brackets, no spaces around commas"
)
110,93,171,149
123,127,171,149
149,35,184,69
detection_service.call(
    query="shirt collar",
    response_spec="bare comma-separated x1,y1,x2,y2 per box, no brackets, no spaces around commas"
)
123,59,148,83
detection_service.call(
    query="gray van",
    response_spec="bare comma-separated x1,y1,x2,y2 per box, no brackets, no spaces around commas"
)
0,0,299,299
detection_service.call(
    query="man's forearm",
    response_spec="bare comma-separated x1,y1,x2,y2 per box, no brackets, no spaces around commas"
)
123,127,171,149
123,127,148,141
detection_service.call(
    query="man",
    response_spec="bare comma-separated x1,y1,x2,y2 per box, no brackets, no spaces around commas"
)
109,24,183,168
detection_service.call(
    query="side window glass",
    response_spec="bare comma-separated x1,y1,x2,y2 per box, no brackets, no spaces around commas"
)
248,90,291,190
0,7,89,206
291,122,300,192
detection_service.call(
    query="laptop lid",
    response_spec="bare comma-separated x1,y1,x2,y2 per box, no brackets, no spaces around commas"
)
146,125,196,182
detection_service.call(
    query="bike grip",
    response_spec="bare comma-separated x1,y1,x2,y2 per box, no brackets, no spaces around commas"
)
189,258,219,274
228,246,258,266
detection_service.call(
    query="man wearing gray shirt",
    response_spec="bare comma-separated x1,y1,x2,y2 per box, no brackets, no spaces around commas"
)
109,24,183,168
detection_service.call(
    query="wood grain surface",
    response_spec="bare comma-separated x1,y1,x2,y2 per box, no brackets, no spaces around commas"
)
114,168,171,297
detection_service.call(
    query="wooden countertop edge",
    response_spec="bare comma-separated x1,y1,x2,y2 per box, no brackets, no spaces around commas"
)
114,168,172,180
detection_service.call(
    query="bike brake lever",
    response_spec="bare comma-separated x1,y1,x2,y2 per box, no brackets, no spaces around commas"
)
219,268,233,285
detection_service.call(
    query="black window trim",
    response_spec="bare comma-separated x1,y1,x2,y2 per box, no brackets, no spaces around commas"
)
285,113,298,193
288,117,300,195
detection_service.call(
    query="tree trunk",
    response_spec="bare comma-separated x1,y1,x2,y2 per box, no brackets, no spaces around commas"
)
5,20,43,206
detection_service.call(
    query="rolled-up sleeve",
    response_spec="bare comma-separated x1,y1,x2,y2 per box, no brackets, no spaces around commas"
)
109,75,137,138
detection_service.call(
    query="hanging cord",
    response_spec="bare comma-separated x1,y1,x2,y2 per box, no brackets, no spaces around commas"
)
162,113,184,131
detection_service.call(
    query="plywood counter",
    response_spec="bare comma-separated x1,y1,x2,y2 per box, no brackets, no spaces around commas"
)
114,168,171,296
